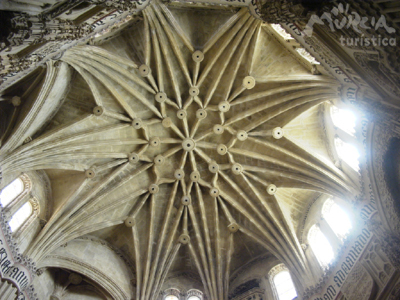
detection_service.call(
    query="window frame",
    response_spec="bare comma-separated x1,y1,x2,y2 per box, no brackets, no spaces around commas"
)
268,264,298,300
321,198,352,242
324,102,361,174
9,201,33,232
186,289,203,300
12,197,39,237
334,136,360,172
330,106,356,137
164,288,181,300
0,174,38,236
0,177,24,207
1,174,31,210
303,196,354,271
307,223,335,268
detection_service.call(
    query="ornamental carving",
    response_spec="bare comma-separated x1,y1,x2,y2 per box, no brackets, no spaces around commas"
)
370,123,400,234
0,205,37,300
341,262,373,300
260,0,306,23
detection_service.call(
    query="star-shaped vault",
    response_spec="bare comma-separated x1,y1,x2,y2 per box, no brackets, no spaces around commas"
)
1,2,359,299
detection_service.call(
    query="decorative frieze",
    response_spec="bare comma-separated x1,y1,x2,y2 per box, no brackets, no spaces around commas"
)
230,287,265,300
0,205,37,300
303,227,372,300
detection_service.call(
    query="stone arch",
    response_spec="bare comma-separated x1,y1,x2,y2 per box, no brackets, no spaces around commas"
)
162,271,205,299
0,61,71,156
228,254,279,300
38,236,135,300
25,170,52,221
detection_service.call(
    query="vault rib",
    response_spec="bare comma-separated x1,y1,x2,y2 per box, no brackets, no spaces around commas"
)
197,12,251,88
150,24,164,93
68,46,155,93
248,25,262,75
188,197,217,300
151,205,184,300
202,17,256,108
243,94,336,132
237,225,302,279
141,194,155,300
224,233,234,300
159,2,194,52
203,8,247,53
146,9,183,108
144,13,151,67
45,188,148,259
133,224,142,300
218,170,307,271
221,20,260,104
2,3,365,297
240,173,306,262
64,56,138,119
67,63,103,106
151,4,192,86
214,197,223,300
39,186,148,261
65,55,163,118
243,166,345,196
249,137,355,190
228,147,347,194
226,89,333,126
188,242,211,299
146,181,179,297
196,182,218,300
218,186,306,276
230,82,335,106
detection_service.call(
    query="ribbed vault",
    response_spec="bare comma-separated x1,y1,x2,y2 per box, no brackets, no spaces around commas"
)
0,2,361,299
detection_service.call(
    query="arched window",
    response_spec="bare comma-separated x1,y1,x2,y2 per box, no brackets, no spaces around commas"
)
322,198,352,241
308,224,334,267
0,178,24,207
274,271,297,300
164,288,180,300
330,106,356,136
0,175,37,235
269,264,297,300
187,289,203,300
9,202,33,232
334,137,360,172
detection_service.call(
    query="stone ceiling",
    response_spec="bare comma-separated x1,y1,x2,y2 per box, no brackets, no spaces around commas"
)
0,1,363,299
